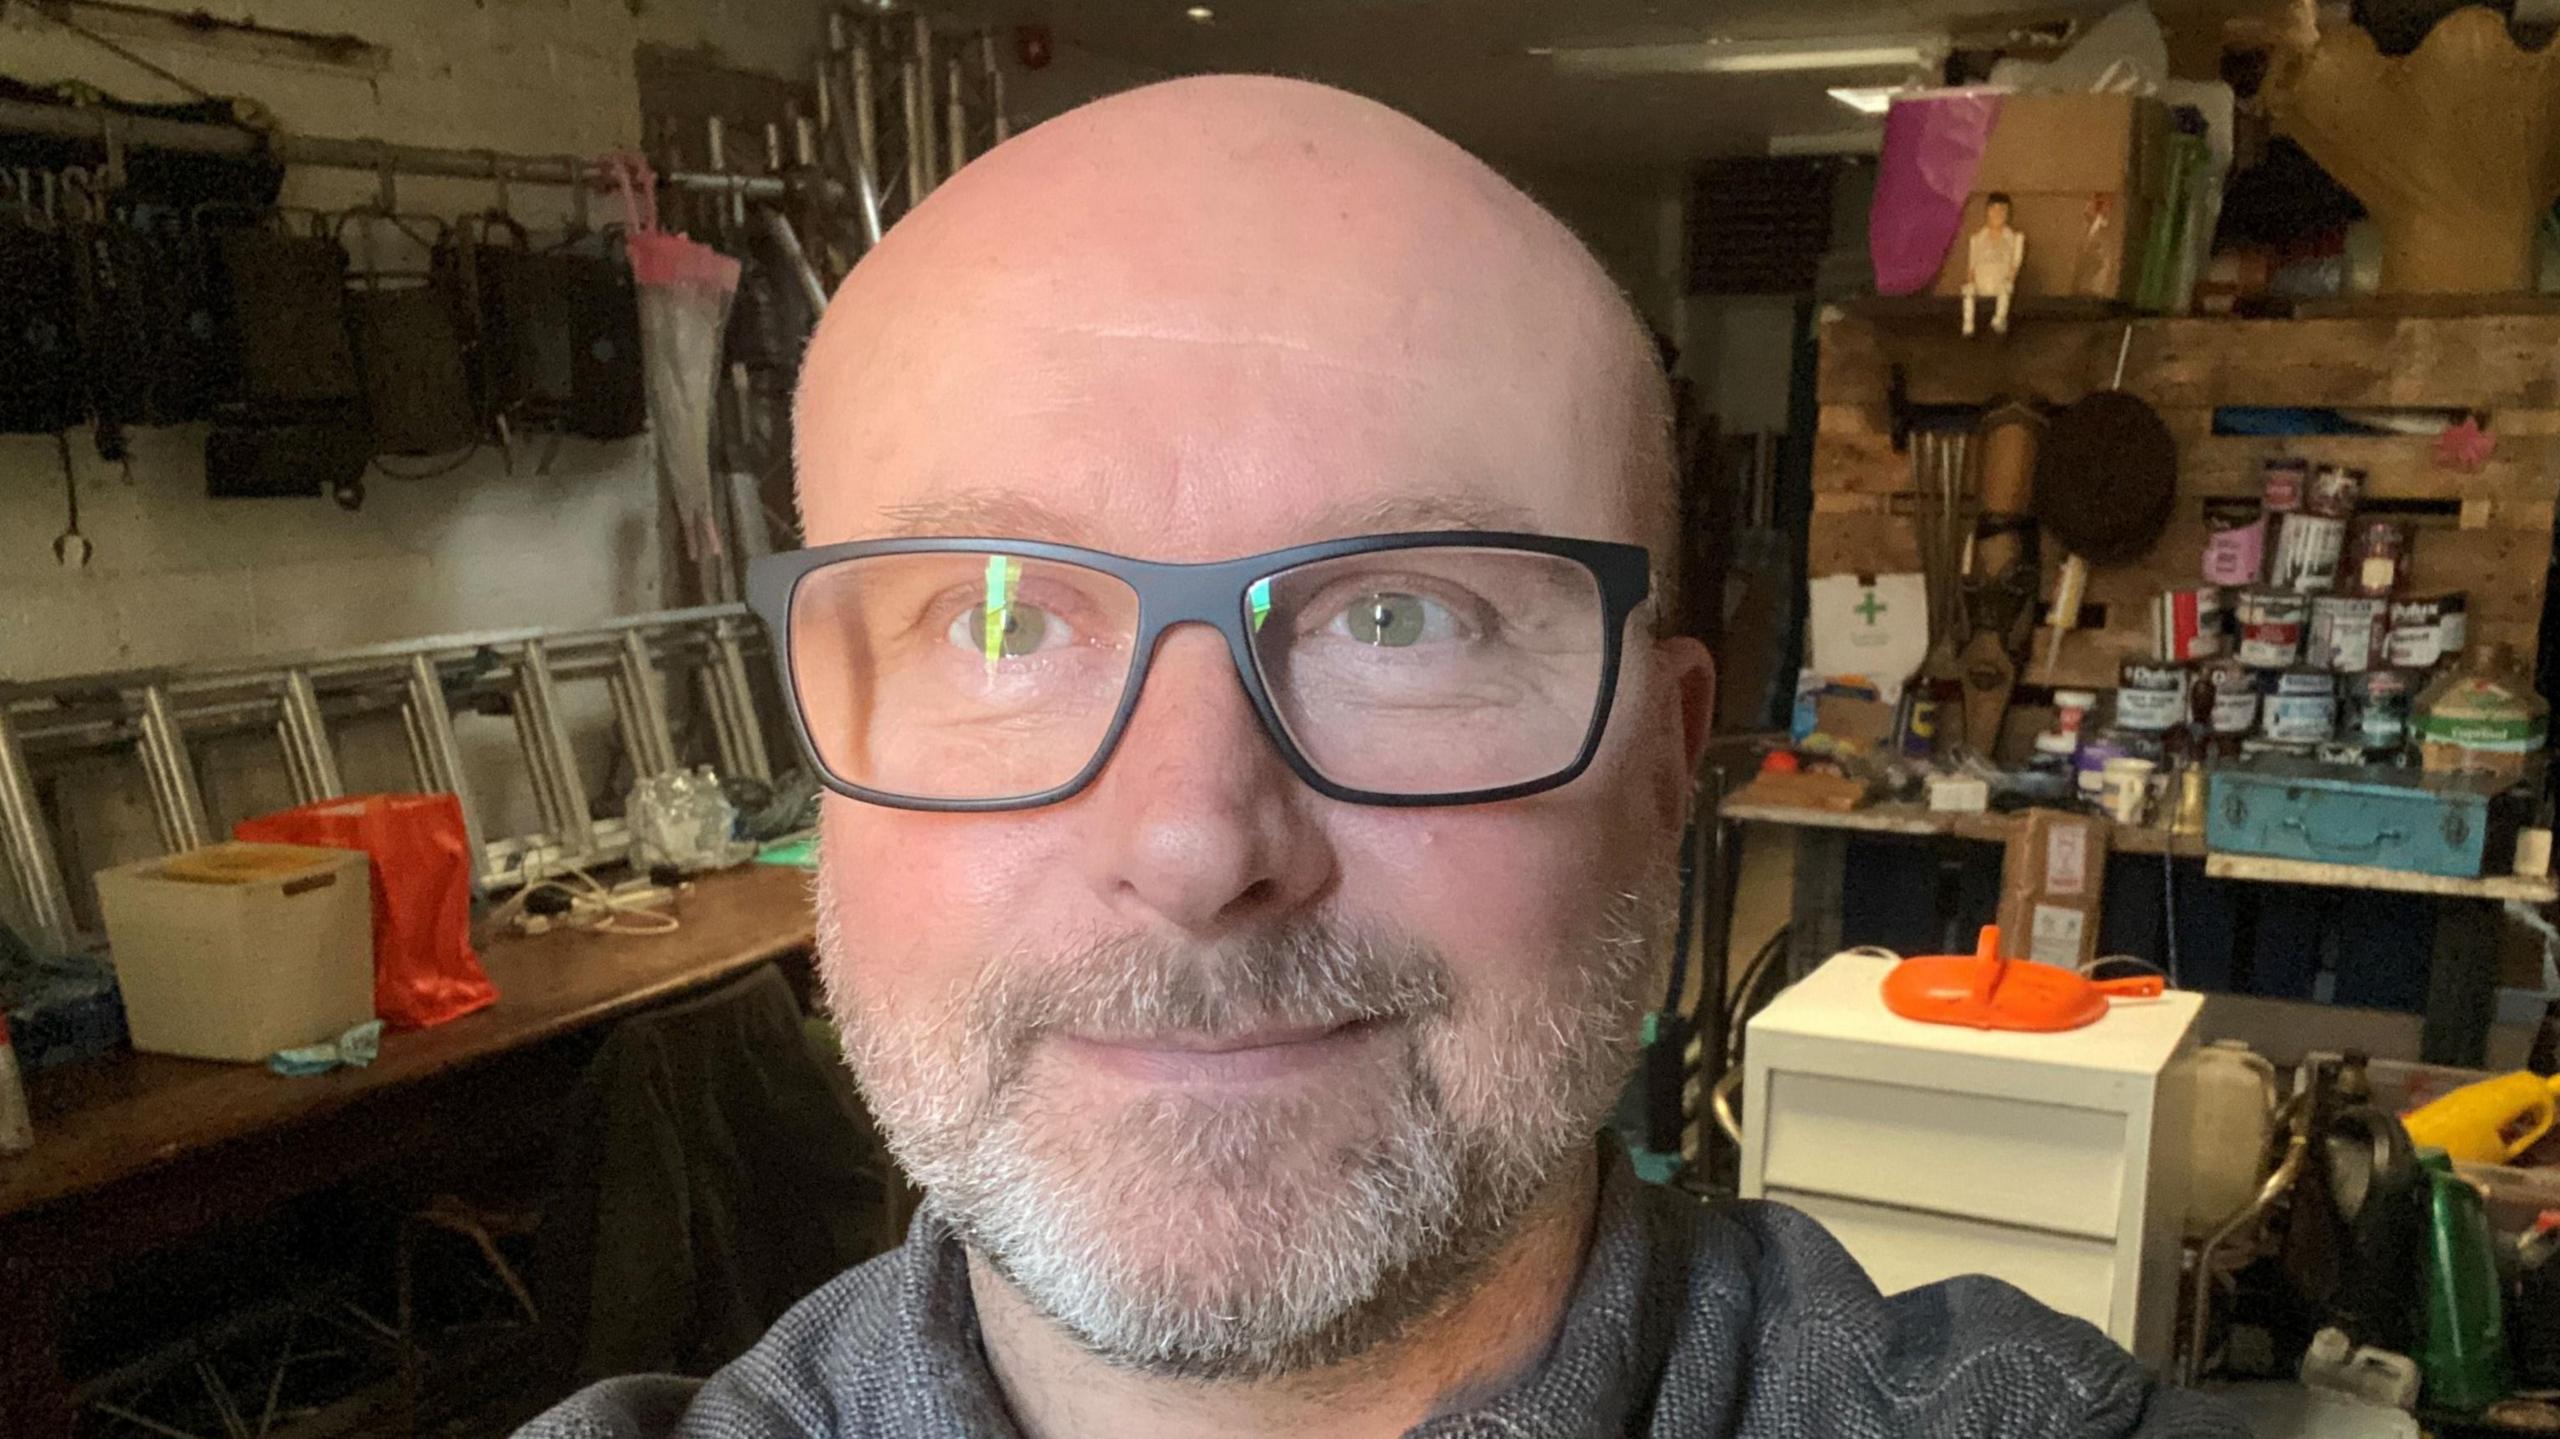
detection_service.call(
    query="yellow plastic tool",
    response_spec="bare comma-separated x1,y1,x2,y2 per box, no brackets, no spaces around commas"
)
2403,1070,2560,1166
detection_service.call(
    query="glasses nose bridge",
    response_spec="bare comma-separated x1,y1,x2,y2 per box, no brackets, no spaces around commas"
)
1126,555,1265,699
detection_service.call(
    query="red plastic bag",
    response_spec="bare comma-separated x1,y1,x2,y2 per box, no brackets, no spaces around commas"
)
235,793,497,1029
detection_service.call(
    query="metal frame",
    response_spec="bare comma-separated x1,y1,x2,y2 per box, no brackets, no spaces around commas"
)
0,606,780,954
747,532,1653,812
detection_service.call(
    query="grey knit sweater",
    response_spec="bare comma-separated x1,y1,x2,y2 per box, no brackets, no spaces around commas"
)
521,1151,2247,1437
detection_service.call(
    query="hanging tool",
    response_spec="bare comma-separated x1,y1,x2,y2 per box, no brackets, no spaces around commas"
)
2034,326,2177,680
53,431,91,569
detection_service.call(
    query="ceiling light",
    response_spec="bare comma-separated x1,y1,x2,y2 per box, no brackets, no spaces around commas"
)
1531,35,1944,77
1185,5,1214,20
1769,127,1885,157
1826,85,1902,115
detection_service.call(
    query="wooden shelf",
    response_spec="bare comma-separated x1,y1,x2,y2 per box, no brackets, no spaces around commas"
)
1722,798,2556,901
1719,798,2206,857
1808,309,2560,692
2202,852,2556,903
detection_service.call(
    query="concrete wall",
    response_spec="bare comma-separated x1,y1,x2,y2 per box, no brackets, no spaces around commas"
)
0,1,840,934
0,0,834,684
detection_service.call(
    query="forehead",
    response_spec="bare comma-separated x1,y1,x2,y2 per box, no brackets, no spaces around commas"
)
794,105,1653,562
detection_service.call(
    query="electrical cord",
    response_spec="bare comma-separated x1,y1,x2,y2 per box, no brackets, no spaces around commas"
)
481,865,681,939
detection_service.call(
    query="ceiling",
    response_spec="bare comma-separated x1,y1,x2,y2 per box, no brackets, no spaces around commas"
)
970,0,2133,171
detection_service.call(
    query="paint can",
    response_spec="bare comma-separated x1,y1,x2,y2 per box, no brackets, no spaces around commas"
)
2154,586,2226,661
2236,589,2308,668
2308,595,2389,673
2270,511,2348,593
2203,659,2259,739
2306,463,2366,519
2202,501,2266,587
2343,668,2413,759
2116,660,2190,734
2260,668,2338,745
2385,593,2469,669
2261,457,2310,514
2348,518,2408,598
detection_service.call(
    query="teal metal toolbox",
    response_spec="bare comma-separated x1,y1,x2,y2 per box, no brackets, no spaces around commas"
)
2208,759,2524,878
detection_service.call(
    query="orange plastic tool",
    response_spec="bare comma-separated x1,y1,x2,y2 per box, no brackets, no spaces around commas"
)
1881,925,2163,1033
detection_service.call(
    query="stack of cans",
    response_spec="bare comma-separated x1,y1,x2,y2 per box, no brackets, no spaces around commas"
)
2171,457,2464,764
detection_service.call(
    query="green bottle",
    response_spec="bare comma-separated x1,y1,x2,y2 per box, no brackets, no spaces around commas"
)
2417,1146,2510,1412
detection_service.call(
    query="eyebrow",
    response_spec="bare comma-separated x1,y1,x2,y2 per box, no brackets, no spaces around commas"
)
868,487,1545,546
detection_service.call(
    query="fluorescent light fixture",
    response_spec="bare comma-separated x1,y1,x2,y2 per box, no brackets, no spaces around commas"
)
1769,127,1885,157
1185,5,1214,19
1531,34,1943,77
1826,84,1902,115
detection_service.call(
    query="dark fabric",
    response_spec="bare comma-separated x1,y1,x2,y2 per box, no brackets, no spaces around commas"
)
469,240,647,440
349,282,478,455
0,221,79,434
121,205,234,422
203,418,370,500
214,226,359,406
536,962,885,1386
519,1143,2247,1438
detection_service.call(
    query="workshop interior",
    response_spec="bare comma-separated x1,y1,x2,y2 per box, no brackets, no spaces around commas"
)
6,0,2560,1433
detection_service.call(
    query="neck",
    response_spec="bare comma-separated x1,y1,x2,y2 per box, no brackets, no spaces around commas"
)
967,1158,1601,1439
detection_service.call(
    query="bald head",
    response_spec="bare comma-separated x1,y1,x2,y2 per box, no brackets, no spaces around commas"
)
795,75,1674,586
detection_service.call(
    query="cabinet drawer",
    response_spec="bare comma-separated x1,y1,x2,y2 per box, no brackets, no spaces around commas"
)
1770,1187,2120,1337
1761,1070,2128,1240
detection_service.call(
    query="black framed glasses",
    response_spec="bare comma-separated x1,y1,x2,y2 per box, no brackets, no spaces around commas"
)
746,532,1652,811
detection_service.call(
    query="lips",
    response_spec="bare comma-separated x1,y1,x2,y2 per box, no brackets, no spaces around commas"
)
1051,1017,1391,1083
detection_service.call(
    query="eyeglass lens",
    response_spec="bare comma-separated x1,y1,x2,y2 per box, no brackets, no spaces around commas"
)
785,546,1610,803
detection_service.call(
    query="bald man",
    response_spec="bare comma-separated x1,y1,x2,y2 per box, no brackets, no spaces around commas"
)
524,78,2241,1439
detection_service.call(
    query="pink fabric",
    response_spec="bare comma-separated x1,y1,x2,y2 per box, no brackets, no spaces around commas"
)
1868,92,2004,296
605,153,741,292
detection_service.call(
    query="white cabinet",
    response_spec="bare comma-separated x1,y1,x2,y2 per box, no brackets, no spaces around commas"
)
1740,952,2202,1369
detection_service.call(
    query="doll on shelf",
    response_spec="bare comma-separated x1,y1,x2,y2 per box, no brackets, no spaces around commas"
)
1962,191,2025,337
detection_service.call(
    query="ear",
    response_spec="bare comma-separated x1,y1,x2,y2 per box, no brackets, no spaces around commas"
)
1648,635,1717,831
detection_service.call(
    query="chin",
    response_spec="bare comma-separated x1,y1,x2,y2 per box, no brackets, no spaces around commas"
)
948,1045,1517,1379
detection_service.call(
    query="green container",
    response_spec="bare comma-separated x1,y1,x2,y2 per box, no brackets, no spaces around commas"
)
2417,1147,2511,1412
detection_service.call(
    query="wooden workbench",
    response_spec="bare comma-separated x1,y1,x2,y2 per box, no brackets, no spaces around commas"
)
1722,797,2546,1068
0,862,818,1438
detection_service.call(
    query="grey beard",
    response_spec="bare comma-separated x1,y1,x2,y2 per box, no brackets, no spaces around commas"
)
815,866,1670,1381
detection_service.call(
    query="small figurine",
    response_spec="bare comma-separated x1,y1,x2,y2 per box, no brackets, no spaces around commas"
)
1962,191,2025,337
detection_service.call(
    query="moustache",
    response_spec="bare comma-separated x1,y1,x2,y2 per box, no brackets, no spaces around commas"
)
967,922,1459,1086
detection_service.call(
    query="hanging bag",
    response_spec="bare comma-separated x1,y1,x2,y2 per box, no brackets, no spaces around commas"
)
234,793,498,1030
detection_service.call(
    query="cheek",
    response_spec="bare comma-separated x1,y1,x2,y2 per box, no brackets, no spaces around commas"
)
819,796,1078,1016
1325,792,1634,999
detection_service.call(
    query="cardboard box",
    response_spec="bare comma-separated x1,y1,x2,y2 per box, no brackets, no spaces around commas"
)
1930,92,2171,304
1996,808,2110,968
97,842,375,1063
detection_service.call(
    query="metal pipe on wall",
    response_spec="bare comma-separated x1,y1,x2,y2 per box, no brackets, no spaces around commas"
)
913,13,939,193
0,96,793,199
981,33,1009,146
900,26,930,203
850,25,882,212
945,55,968,180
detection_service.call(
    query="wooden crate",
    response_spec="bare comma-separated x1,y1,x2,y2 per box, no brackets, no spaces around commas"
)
1809,310,2560,690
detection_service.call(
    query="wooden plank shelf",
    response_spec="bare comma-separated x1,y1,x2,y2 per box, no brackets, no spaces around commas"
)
2202,852,2557,903
1719,798,2207,857
1717,798,2552,900
1808,309,2560,691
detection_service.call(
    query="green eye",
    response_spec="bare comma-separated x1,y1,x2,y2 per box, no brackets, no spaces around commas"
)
948,603,1057,658
1344,592,1429,647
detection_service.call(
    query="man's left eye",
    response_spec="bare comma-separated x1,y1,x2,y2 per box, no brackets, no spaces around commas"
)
1328,591,1463,648
948,602,1076,658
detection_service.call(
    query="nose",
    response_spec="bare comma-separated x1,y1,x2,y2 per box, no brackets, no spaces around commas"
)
1076,625,1335,936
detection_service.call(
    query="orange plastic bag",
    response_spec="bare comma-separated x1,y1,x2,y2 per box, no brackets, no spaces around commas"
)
234,793,497,1029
